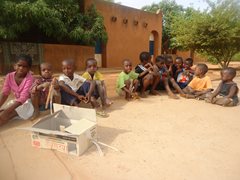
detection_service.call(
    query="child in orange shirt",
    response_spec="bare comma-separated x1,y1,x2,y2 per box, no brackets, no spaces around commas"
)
183,63,213,99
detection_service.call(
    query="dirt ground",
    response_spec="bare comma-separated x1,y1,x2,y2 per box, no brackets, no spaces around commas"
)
0,66,240,180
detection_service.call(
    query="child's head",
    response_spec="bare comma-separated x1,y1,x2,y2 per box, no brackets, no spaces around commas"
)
184,58,193,69
122,59,132,74
40,62,52,79
165,55,173,66
86,58,98,75
195,63,208,77
62,59,75,77
139,51,151,65
155,56,165,68
175,57,183,68
221,67,236,82
14,54,32,76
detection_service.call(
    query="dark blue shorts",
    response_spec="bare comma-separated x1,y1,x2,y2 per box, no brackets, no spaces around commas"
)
60,81,99,105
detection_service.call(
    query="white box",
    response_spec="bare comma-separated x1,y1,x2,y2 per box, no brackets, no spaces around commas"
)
22,103,97,156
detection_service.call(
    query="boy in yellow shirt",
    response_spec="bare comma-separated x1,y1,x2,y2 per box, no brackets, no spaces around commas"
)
82,58,112,109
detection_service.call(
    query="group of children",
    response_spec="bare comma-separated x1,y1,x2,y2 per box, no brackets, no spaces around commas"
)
0,52,239,126
116,51,239,105
0,55,112,126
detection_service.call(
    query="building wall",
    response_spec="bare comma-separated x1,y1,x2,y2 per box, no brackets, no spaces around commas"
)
85,0,162,67
43,44,94,73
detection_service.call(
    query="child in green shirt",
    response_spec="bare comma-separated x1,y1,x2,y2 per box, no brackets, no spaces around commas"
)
116,59,139,100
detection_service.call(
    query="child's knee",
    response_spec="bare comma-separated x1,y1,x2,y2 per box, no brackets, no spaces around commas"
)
145,74,153,80
31,90,39,97
124,80,131,87
133,79,139,84
96,80,102,86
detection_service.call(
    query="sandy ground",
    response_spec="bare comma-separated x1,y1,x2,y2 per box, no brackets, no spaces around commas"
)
0,67,240,180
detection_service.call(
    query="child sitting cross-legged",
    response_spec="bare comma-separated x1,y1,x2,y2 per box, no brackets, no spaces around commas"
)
183,63,213,99
0,54,34,126
116,59,139,101
206,67,239,106
31,62,61,118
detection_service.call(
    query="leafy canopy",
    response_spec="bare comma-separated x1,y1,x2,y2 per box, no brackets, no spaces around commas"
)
171,0,240,67
0,0,107,45
142,0,184,53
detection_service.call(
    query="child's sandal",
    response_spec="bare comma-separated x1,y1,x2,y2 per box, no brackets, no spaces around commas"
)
96,110,109,118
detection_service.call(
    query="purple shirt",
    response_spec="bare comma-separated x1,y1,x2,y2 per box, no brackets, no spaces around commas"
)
2,72,34,104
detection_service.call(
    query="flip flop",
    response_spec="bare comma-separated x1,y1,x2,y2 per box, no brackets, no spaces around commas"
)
96,111,109,118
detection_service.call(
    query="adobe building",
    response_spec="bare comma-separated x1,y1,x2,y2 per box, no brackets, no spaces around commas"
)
85,0,162,67
0,0,162,74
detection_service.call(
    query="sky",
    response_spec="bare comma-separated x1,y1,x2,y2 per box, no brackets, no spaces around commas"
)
117,0,209,11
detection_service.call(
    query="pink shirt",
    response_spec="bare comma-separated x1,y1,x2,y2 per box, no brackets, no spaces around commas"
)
2,72,34,104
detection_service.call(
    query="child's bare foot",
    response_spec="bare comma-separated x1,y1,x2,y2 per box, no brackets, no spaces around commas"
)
30,110,40,121
105,99,113,106
184,94,196,99
140,92,147,98
132,92,140,100
150,90,161,95
168,93,180,99
179,94,186,98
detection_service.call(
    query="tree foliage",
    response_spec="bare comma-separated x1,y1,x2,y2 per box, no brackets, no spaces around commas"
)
142,0,183,53
171,0,240,67
0,0,107,45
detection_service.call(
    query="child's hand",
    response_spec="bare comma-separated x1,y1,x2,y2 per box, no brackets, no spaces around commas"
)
85,93,91,103
51,78,59,89
77,95,86,102
41,82,51,91
147,67,153,73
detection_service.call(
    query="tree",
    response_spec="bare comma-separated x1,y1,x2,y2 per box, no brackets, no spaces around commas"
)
0,0,107,45
171,0,240,67
142,0,184,54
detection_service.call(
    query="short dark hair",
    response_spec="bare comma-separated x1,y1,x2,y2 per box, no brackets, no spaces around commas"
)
16,54,32,67
222,67,236,77
86,58,97,67
139,51,150,62
197,63,208,74
62,59,74,66
164,55,173,64
185,58,193,64
122,59,132,65
175,56,183,62
155,55,165,63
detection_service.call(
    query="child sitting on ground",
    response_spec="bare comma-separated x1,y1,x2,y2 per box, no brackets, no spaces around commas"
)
82,58,113,108
177,57,194,89
116,59,139,101
173,57,184,81
206,67,239,106
58,59,96,106
0,54,34,126
153,56,185,99
135,51,160,97
31,62,61,118
183,63,213,99
59,59,108,117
